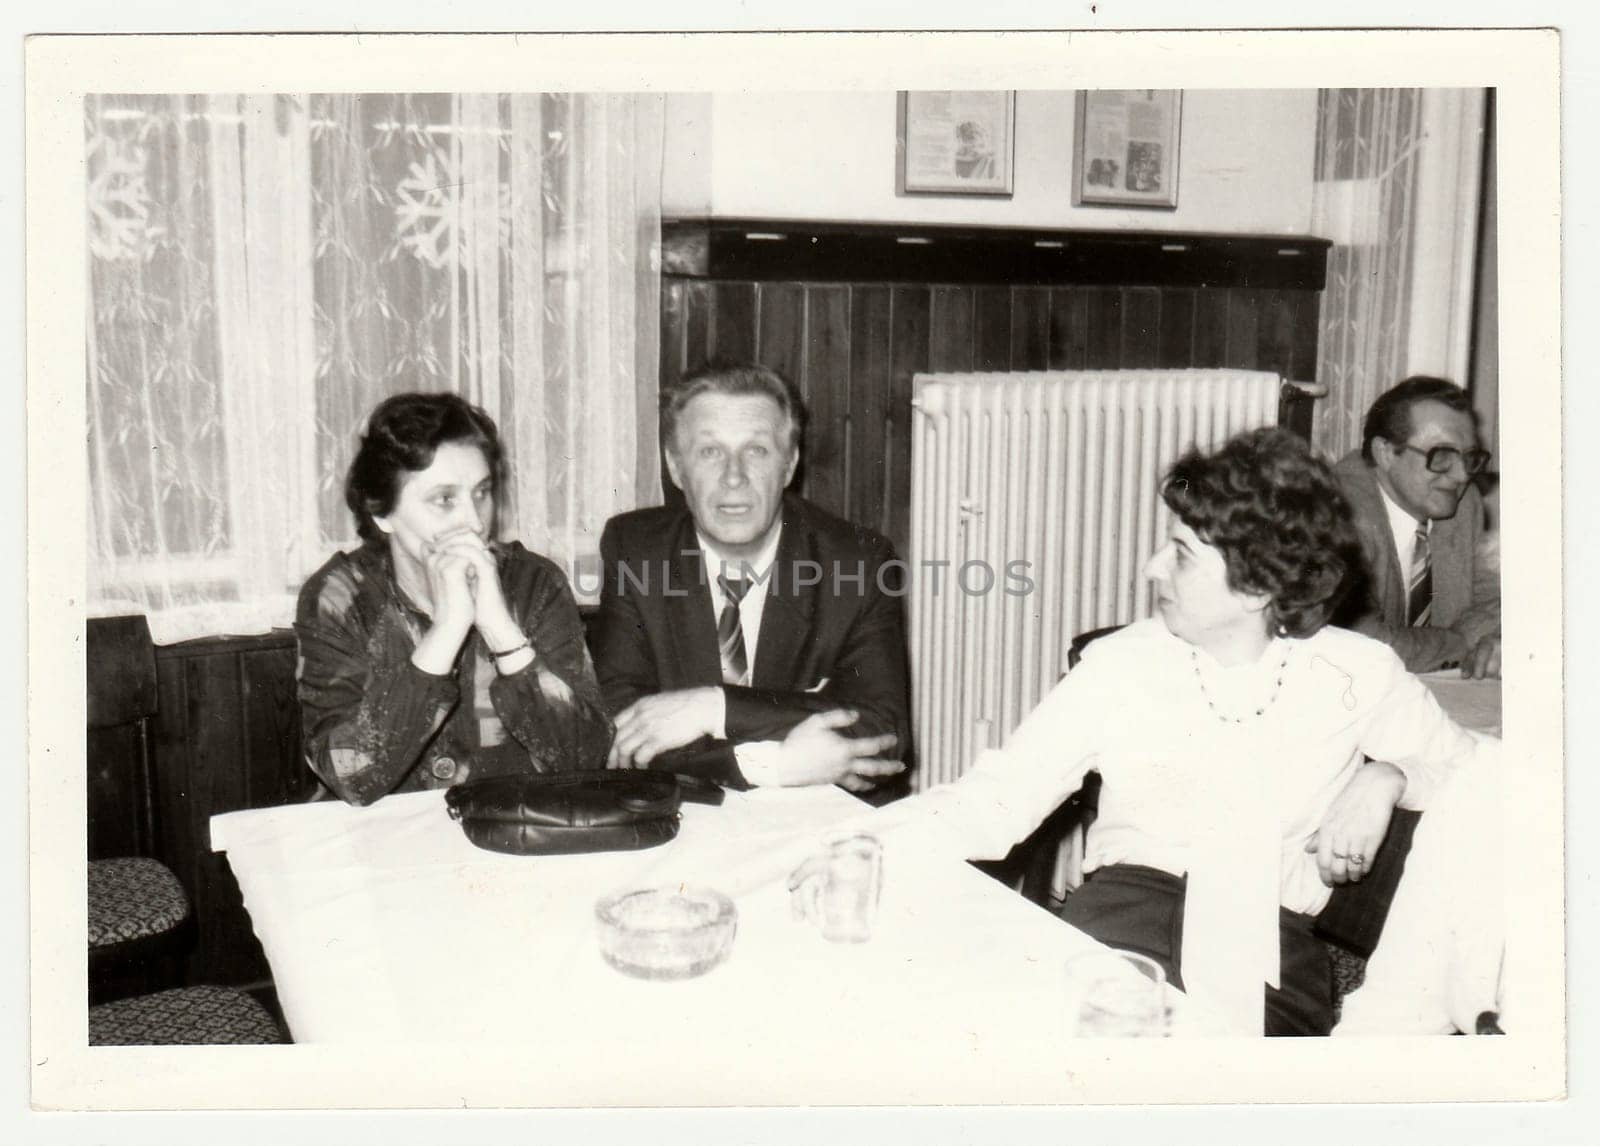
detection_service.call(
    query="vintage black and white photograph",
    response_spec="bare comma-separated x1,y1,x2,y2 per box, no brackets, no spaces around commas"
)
24,28,1565,1116
1072,89,1182,207
897,89,1016,194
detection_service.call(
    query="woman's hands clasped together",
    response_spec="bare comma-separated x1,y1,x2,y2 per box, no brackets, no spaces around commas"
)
410,528,530,674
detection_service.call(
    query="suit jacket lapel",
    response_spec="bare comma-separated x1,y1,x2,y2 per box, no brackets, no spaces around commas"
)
664,513,723,687
752,497,818,690
1351,464,1407,627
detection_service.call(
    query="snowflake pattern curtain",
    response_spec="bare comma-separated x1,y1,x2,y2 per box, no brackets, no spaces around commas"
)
86,93,664,643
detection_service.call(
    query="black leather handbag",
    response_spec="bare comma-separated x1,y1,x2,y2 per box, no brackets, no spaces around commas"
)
444,771,722,856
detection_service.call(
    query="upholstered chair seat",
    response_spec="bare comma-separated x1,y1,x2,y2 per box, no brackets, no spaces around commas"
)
89,985,283,1046
88,856,192,949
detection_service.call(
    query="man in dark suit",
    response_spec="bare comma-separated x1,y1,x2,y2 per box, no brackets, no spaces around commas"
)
591,363,910,791
1332,376,1500,677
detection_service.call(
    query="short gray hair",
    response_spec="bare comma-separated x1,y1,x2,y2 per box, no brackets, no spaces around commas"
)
660,362,805,455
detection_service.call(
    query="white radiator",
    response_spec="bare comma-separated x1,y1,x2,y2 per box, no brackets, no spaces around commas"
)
907,369,1282,791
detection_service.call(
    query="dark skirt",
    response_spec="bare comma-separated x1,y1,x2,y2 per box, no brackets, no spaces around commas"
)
1060,862,1334,1037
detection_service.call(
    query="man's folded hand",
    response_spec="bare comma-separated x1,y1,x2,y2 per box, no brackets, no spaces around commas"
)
607,687,724,768
774,709,903,791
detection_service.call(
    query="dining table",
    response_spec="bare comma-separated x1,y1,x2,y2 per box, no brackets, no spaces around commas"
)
210,780,1212,1102
1418,668,1502,737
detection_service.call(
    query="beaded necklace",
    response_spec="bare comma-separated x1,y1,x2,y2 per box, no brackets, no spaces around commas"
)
1190,644,1292,724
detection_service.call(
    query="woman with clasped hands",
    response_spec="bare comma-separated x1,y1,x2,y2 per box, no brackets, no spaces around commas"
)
295,392,611,805
869,428,1497,1035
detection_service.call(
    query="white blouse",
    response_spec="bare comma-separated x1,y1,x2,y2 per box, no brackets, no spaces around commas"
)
880,618,1496,1033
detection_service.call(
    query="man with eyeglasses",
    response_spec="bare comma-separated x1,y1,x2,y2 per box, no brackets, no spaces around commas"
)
1333,376,1501,678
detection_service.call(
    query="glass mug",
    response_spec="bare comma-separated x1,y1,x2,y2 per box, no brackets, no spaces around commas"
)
1064,949,1172,1037
788,832,884,943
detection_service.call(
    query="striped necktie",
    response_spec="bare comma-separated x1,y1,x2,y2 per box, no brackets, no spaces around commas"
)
1408,523,1433,627
717,573,751,686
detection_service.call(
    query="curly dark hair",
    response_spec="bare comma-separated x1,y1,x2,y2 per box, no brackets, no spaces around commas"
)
1161,427,1362,639
345,392,505,545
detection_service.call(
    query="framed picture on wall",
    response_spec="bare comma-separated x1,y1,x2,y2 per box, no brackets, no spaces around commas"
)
896,91,1016,196
1072,90,1182,208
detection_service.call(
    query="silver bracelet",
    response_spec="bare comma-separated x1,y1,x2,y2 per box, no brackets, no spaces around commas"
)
490,637,531,659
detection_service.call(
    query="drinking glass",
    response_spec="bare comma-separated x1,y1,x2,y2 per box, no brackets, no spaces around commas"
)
788,832,883,943
1065,949,1171,1037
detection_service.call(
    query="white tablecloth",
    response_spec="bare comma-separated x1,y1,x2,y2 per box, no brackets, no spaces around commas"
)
212,785,1206,1067
1420,670,1502,737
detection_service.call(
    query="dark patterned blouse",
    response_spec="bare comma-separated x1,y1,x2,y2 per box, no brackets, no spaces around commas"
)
294,540,612,805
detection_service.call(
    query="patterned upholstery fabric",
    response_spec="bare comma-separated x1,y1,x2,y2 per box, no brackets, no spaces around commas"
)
87,857,191,948
89,986,284,1046
1326,941,1369,1025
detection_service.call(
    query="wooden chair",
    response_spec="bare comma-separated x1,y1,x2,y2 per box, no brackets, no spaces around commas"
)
86,616,286,1045
89,985,284,1046
87,615,194,999
971,626,1120,906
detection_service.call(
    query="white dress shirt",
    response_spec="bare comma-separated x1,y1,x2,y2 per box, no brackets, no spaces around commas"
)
695,526,788,787
871,618,1496,1034
1378,478,1430,577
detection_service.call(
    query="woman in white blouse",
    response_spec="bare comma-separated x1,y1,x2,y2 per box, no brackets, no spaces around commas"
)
880,427,1495,1036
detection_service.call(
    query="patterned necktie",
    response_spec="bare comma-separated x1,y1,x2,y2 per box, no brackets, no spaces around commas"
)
717,573,751,686
1408,523,1433,627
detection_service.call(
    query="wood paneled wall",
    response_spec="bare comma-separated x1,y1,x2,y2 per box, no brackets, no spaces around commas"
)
661,219,1330,556
148,633,310,986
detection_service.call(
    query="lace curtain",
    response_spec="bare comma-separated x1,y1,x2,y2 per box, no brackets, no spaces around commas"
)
1311,88,1487,459
86,92,664,643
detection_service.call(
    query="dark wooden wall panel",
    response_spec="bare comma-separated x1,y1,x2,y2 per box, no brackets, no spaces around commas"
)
887,288,929,549
708,282,757,363
1191,289,1230,369
755,283,806,391
660,279,687,391
1121,288,1162,368
185,652,247,985
973,287,1012,372
1225,289,1263,369
1084,288,1124,371
88,725,149,860
141,634,305,988
1048,289,1090,370
1012,288,1050,370
929,287,974,372
683,282,711,380
848,286,893,530
1287,291,1324,384
661,222,1329,557
802,285,851,516
240,645,306,811
1157,288,1196,369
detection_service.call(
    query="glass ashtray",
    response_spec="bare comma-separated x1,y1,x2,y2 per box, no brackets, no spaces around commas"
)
595,886,738,981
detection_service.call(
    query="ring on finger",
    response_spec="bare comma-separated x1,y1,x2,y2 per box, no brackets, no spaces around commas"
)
1349,853,1367,866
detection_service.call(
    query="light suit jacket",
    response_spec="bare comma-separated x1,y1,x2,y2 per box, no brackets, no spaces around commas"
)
1331,451,1499,673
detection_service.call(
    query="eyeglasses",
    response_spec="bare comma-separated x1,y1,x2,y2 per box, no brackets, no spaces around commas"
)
1394,442,1492,476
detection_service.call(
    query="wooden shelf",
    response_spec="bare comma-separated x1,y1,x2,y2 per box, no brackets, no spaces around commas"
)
663,217,1330,291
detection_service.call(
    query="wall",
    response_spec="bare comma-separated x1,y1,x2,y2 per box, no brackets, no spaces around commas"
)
662,226,1327,556
153,634,312,987
663,90,1319,235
